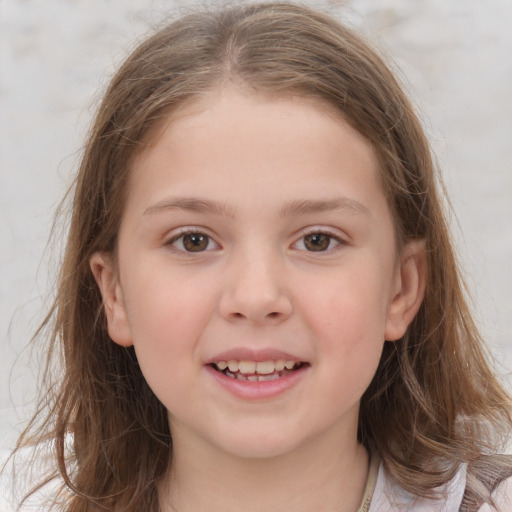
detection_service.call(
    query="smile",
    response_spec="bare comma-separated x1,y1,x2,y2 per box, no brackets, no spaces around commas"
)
211,360,304,382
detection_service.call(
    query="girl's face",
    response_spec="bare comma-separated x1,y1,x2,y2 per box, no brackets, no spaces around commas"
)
92,87,425,460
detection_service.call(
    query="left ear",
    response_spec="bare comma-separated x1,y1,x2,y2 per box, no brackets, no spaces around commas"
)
385,239,427,341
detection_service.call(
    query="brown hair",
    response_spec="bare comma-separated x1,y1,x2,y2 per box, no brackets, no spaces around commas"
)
12,2,512,510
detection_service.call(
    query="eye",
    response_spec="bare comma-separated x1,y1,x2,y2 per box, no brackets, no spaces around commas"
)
167,231,219,253
294,232,342,252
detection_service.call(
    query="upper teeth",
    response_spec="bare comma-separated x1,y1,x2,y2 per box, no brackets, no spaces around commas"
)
215,360,298,374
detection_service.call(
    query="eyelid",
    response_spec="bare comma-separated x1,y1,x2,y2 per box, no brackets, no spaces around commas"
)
291,226,349,252
165,226,221,253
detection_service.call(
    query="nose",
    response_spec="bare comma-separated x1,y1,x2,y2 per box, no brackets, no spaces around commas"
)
218,248,293,325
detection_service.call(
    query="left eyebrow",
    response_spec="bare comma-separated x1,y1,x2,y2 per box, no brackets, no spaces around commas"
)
280,198,371,218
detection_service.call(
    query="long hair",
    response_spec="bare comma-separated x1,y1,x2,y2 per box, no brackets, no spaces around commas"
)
12,2,512,510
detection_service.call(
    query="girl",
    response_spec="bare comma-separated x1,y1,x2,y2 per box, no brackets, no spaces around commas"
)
7,2,512,511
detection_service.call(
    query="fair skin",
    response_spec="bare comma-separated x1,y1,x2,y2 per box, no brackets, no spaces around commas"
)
91,86,426,512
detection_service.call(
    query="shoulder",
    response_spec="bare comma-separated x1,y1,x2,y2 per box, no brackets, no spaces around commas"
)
465,454,512,512
368,460,466,512
0,445,59,512
368,457,512,512
1,447,19,512
476,475,512,512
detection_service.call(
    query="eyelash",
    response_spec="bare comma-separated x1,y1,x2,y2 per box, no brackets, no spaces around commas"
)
165,228,346,254
292,229,345,253
166,229,220,254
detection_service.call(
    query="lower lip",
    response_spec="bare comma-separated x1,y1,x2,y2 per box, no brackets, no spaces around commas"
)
204,364,309,400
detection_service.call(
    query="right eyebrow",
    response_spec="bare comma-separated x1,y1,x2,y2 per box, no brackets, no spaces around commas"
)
143,197,237,218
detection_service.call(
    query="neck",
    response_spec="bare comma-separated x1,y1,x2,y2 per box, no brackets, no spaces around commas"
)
159,424,369,512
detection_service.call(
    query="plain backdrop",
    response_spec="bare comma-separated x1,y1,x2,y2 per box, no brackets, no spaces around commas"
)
1,0,511,453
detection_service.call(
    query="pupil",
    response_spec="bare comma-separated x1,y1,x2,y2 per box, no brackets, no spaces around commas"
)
305,233,330,251
183,233,208,252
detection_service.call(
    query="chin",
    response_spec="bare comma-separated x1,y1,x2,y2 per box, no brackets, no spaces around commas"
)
209,425,308,461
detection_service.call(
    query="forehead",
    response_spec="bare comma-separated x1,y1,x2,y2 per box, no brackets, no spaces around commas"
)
139,86,372,158
125,86,387,220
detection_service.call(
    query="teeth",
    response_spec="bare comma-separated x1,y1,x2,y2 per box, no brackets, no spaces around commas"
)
255,361,275,374
214,359,301,375
274,359,286,371
258,373,280,382
216,361,228,371
225,369,236,379
229,372,284,382
227,360,239,372
238,361,256,374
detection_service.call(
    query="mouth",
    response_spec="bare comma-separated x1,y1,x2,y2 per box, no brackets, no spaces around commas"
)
209,359,306,382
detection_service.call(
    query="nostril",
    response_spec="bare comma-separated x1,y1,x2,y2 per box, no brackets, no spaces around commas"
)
267,312,280,319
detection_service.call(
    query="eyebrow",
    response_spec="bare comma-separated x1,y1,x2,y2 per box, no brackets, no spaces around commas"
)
143,196,371,219
279,198,371,218
143,197,237,218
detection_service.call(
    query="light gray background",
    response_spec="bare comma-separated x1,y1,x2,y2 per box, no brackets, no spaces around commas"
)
1,0,511,455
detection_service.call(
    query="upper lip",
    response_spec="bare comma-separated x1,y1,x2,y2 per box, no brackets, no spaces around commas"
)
205,348,305,364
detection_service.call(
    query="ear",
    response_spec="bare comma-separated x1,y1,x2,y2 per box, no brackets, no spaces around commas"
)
385,239,427,342
89,252,133,347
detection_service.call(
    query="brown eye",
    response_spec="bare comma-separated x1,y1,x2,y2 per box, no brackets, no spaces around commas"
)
182,233,209,252
301,233,340,252
168,231,219,253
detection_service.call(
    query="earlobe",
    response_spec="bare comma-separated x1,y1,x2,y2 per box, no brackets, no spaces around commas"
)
89,252,133,347
385,239,427,342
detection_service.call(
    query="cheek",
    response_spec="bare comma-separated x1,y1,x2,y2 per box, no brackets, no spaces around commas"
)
296,258,392,393
309,293,385,411
301,260,393,342
124,260,214,338
120,269,217,393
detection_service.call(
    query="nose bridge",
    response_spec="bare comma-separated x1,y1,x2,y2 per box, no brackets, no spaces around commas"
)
219,241,292,323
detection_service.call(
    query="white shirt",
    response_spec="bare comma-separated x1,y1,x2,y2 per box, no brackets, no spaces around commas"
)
368,460,512,512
